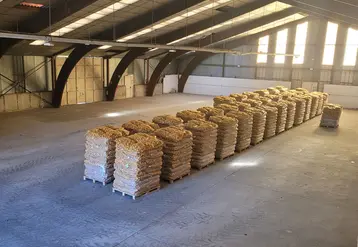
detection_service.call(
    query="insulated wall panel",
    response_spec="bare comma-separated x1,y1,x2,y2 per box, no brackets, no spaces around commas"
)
324,85,358,108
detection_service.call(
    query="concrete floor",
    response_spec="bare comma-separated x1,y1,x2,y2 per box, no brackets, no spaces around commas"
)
1,94,358,247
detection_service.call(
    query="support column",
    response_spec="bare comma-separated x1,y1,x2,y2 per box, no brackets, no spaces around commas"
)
331,24,348,84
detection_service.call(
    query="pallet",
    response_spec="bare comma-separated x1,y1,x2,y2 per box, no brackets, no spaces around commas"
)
83,176,112,186
163,172,191,184
217,153,235,161
112,186,160,200
320,124,338,129
194,161,215,171
236,146,251,153
251,140,263,146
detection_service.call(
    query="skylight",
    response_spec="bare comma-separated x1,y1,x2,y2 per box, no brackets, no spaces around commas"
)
30,0,140,45
98,0,232,49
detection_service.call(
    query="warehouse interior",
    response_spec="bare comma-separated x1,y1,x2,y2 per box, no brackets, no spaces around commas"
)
1,0,358,246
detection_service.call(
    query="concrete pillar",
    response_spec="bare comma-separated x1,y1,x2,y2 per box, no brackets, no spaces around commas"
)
285,26,296,81
331,24,348,84
266,33,277,80
309,20,327,82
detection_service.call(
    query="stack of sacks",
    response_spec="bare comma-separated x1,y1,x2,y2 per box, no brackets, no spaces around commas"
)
320,104,343,128
213,96,237,107
243,107,266,145
267,87,281,95
243,92,260,99
309,93,319,119
84,126,129,185
243,99,263,107
289,97,306,125
257,105,278,139
176,110,205,123
226,110,253,152
254,89,270,97
113,133,163,199
267,101,287,134
281,91,294,100
258,96,272,105
122,120,159,135
197,106,224,120
215,103,238,114
300,94,312,121
155,126,192,183
230,93,248,102
312,92,324,115
276,85,289,92
209,115,238,160
152,115,183,128
184,120,218,169
282,100,296,130
237,102,252,111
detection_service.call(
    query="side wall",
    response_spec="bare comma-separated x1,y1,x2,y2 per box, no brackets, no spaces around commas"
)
0,55,174,112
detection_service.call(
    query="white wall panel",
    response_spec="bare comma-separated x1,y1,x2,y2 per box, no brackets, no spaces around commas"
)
324,85,358,108
183,75,290,96
163,75,179,93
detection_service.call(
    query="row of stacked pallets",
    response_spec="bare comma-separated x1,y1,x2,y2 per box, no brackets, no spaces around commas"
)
83,86,331,199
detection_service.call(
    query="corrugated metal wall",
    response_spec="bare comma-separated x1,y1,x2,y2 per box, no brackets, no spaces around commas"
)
180,19,358,88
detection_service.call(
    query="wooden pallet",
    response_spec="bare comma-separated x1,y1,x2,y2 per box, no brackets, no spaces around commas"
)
320,124,338,129
83,176,112,186
163,172,191,184
218,153,235,161
251,140,263,146
112,186,160,200
194,160,215,171
236,146,251,153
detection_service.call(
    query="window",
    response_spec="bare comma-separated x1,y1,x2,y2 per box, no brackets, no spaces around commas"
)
274,29,288,64
293,22,308,64
343,28,358,66
257,35,269,63
322,22,338,65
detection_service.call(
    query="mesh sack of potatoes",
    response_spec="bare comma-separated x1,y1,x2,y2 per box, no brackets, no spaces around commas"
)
243,107,266,145
266,94,283,102
84,126,130,184
113,133,163,199
197,106,224,120
243,92,260,99
209,115,238,160
237,102,252,111
320,104,343,128
300,94,312,121
155,126,193,182
122,120,160,135
309,93,320,119
176,110,206,123
184,120,218,169
323,93,329,106
213,96,237,107
267,101,287,134
230,93,248,102
267,87,281,95
281,100,296,130
258,96,272,105
243,99,263,107
226,110,253,152
289,97,306,125
152,115,183,128
215,103,238,114
256,105,278,139
254,89,270,97
275,85,289,93
281,91,294,100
